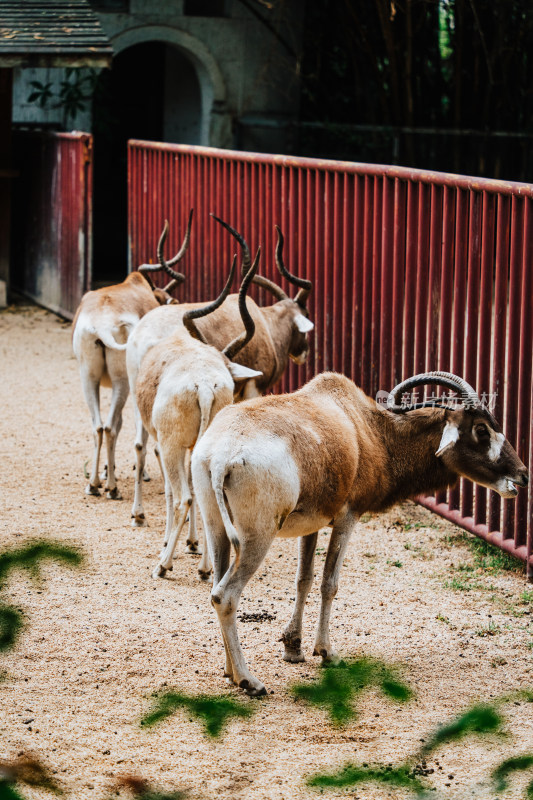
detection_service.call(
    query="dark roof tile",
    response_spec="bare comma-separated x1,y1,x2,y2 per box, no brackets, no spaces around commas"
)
0,0,113,67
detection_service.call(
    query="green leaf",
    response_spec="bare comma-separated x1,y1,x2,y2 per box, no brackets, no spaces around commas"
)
381,678,413,702
141,689,255,738
29,80,50,91
307,762,426,795
0,605,23,652
0,754,63,796
492,754,533,793
423,704,503,754
0,782,27,800
0,541,83,589
291,657,413,726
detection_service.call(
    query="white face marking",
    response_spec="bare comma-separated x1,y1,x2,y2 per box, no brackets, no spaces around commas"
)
487,431,505,462
294,313,314,333
435,421,460,457
490,477,518,498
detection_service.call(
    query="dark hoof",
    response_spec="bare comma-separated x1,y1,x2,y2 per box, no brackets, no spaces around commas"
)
239,679,267,697
313,647,337,662
85,484,101,497
152,564,166,579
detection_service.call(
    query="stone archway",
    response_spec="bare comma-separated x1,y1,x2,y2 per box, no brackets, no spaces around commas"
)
110,25,230,147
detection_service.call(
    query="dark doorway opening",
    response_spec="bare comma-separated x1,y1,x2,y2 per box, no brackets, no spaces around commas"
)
92,40,203,285
92,42,165,284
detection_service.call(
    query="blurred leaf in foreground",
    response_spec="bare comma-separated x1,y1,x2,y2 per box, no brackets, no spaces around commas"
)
0,541,83,655
107,775,186,799
0,754,63,797
291,657,413,726
0,606,23,653
422,704,504,754
141,690,255,738
0,783,25,800
307,762,426,795
492,754,533,795
0,541,83,588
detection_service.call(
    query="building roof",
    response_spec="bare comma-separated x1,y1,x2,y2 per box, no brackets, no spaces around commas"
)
0,0,113,68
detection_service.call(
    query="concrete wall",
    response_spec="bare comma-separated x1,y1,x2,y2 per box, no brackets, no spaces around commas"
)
12,0,304,153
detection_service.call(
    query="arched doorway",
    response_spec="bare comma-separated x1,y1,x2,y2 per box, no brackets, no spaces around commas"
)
91,41,203,284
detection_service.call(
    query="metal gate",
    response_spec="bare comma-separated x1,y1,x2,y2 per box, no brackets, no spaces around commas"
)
11,131,93,320
128,140,533,575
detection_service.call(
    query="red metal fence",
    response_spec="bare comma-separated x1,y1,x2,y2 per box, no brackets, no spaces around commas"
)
11,131,93,319
128,140,533,576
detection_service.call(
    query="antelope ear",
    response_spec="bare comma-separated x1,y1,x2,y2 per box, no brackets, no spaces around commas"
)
294,313,314,333
436,421,460,457
227,362,263,382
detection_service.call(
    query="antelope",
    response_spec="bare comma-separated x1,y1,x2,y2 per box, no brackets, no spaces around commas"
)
72,212,192,499
126,217,314,529
191,370,529,695
136,250,262,579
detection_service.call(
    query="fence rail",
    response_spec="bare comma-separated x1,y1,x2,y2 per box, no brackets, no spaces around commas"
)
128,140,533,576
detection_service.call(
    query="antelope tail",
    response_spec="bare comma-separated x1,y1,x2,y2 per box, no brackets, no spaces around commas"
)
211,461,240,555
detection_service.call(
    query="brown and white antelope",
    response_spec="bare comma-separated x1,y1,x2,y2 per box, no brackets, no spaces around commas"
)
72,212,192,498
135,250,262,579
191,370,529,696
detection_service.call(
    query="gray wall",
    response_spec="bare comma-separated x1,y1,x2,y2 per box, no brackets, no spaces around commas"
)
12,0,304,153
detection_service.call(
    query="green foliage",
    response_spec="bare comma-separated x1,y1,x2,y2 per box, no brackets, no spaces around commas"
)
422,704,504,754
0,541,83,589
492,754,533,796
141,689,255,738
0,543,84,796
0,784,25,800
0,541,82,654
459,534,522,574
27,81,53,109
0,755,63,798
306,687,532,795
291,657,412,726
0,606,23,654
307,762,426,794
26,69,98,122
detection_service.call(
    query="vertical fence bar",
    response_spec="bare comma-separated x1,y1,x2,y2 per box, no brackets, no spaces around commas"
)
503,196,525,540
352,175,365,385
474,192,495,525
332,171,343,375
341,173,354,379
488,194,510,532
515,199,533,547
391,179,406,388
402,181,419,380
426,184,443,374
370,177,383,398
379,177,395,393
413,183,430,377
434,185,455,505
462,191,483,520
448,189,469,512
361,176,374,392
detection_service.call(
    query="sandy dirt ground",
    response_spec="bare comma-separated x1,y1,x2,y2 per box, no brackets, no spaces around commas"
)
1,304,533,800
